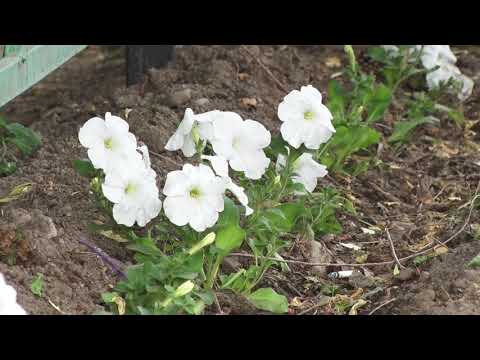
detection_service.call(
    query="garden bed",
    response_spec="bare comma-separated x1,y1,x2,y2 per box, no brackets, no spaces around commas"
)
1,45,480,315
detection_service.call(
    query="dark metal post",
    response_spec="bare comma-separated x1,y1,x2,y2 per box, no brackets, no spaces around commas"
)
126,45,175,86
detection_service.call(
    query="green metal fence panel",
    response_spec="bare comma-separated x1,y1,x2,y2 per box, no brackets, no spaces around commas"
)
0,45,87,109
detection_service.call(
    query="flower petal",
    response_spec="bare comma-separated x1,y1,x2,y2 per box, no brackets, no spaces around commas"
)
242,120,271,149
105,112,130,134
79,117,107,148
164,196,195,227
181,135,197,158
112,203,137,227
201,155,229,178
163,170,191,197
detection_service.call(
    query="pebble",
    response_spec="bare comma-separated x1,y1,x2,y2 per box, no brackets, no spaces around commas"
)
195,98,210,106
168,88,192,107
349,271,376,288
396,268,417,282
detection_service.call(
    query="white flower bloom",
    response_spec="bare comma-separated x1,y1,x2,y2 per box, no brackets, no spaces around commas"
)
0,273,26,315
202,155,253,216
165,108,217,157
419,45,474,101
420,45,457,69
79,112,140,172
278,85,335,150
163,164,226,232
277,153,328,193
102,158,162,227
210,112,271,180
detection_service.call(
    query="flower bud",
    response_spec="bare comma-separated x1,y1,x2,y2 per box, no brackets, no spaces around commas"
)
188,232,216,255
174,280,195,298
344,45,357,72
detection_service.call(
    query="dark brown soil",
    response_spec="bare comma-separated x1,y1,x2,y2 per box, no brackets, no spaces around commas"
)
1,45,480,315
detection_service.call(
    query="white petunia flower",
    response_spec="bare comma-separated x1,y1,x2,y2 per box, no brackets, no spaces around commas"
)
278,85,336,150
210,112,271,180
0,273,26,315
277,153,328,193
102,158,162,227
165,108,217,157
202,155,253,216
163,164,226,232
79,112,140,172
419,45,474,101
420,45,457,69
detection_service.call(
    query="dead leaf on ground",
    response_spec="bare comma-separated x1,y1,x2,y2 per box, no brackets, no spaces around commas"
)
429,142,459,159
349,299,367,315
325,56,342,68
238,73,250,81
240,98,257,108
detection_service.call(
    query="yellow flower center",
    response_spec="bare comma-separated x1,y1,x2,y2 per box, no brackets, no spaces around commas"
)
189,187,202,199
104,137,114,149
304,111,315,121
124,183,137,195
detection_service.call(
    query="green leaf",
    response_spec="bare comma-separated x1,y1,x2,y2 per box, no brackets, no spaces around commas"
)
5,123,41,156
321,126,380,172
388,117,433,144
448,109,465,127
0,183,32,203
262,201,304,233
467,254,480,269
101,292,119,304
216,198,240,228
247,287,289,314
366,84,392,124
30,273,44,297
413,255,429,266
0,161,17,176
215,197,245,255
312,207,342,236
215,224,246,255
73,159,96,178
265,135,289,160
327,80,347,118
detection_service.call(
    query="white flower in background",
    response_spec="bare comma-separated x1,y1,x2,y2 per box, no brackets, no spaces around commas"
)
426,62,474,101
381,45,474,101
210,112,271,180
79,112,140,172
202,155,253,216
420,45,474,101
102,158,162,227
163,164,226,232
165,108,217,157
420,45,457,69
277,153,328,193
278,85,335,150
0,273,26,315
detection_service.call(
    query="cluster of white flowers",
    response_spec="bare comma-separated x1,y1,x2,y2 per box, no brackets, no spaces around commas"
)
0,273,26,315
78,85,332,233
79,112,162,227
164,85,332,229
382,45,474,101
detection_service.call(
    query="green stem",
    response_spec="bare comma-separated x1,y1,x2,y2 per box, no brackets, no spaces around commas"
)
205,255,223,289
